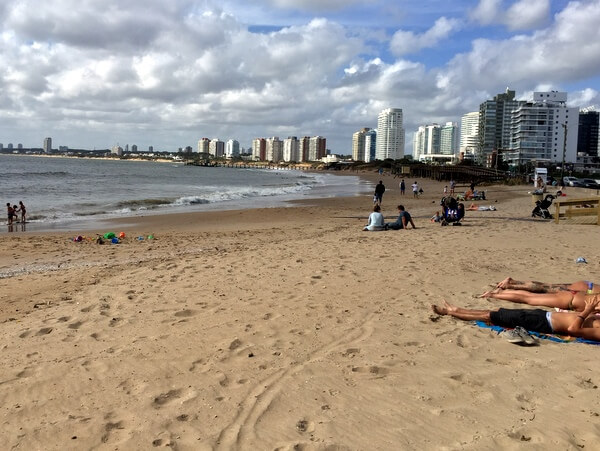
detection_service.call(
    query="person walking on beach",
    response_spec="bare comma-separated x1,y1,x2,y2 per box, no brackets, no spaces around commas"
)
18,201,26,223
450,179,456,195
443,185,448,195
400,179,405,196
412,181,419,198
374,180,386,206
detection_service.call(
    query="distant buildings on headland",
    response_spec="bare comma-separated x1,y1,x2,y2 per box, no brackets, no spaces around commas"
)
352,90,600,171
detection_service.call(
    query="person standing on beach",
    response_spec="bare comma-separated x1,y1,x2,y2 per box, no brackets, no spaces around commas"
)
7,203,15,225
18,201,26,223
412,181,419,198
450,179,456,195
400,179,405,196
374,180,386,206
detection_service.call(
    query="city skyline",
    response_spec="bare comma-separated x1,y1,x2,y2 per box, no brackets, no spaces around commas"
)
1,1,599,154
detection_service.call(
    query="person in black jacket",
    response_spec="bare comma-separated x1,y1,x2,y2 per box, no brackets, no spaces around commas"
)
373,180,385,206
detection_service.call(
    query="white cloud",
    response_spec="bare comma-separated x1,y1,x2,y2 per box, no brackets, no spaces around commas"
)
390,17,460,56
471,0,550,30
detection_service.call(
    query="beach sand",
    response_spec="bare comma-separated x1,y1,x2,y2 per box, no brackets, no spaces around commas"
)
1,173,599,450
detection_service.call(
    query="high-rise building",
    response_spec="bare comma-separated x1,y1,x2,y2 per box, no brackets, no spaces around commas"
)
503,91,579,166
149,145,154,152
578,109,599,157
375,108,404,160
111,145,123,156
352,128,371,162
413,122,457,163
478,89,524,165
131,144,138,152
209,139,224,158
266,137,283,162
440,122,459,156
460,111,479,159
252,138,266,161
283,136,299,162
299,137,310,162
0,143,3,150
365,129,376,163
225,139,240,158
308,136,326,161
198,138,210,154
43,137,52,154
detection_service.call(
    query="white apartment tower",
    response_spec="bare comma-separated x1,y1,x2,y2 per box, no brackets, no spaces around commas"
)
225,139,240,158
352,128,370,162
266,137,283,162
460,111,480,158
209,139,225,158
505,91,579,165
375,108,404,160
283,136,300,162
198,138,210,154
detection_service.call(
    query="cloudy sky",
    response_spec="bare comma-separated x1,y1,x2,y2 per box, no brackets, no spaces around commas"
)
1,0,599,155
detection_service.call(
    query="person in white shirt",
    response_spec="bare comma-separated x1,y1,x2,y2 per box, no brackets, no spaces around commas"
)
363,205,385,231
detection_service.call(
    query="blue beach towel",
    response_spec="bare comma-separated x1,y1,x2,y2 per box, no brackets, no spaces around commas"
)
474,321,600,346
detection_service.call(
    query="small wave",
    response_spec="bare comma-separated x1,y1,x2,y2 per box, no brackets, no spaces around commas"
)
114,198,174,209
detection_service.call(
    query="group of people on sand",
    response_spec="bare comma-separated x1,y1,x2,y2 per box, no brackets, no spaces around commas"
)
431,277,600,342
6,201,26,225
363,204,416,231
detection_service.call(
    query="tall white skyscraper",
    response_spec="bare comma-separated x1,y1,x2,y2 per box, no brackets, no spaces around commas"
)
460,111,480,158
283,136,299,162
225,139,240,158
375,108,404,160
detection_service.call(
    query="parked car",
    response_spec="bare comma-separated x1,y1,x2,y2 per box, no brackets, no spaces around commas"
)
562,176,584,187
581,178,600,189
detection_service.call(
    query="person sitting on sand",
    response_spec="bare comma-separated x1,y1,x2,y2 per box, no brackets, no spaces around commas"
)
479,286,598,312
386,205,416,230
467,203,496,211
363,205,385,231
431,297,600,341
430,211,441,223
496,277,598,294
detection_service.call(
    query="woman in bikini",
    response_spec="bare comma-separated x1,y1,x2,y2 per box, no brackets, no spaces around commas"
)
480,286,591,311
495,277,598,294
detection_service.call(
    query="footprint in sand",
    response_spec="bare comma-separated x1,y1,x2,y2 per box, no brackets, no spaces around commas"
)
36,327,53,336
174,309,196,318
152,389,182,408
68,321,84,330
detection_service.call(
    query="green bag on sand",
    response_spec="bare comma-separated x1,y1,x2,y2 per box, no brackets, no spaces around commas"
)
103,232,116,239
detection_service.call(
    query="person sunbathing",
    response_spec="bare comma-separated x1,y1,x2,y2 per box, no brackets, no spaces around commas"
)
496,277,598,294
479,286,598,312
431,297,600,341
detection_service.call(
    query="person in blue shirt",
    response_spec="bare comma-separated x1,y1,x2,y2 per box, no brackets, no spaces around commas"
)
386,205,416,230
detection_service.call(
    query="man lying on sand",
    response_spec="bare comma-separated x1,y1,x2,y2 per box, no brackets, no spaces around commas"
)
431,297,600,341
496,277,598,294
479,287,597,312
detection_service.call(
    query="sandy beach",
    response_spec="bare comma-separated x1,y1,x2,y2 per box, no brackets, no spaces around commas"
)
1,172,599,450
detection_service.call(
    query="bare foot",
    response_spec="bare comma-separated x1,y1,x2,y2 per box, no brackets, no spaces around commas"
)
441,299,458,313
479,288,501,299
496,277,513,289
431,304,447,315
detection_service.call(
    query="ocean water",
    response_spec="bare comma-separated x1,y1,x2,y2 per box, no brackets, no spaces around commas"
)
1,155,366,231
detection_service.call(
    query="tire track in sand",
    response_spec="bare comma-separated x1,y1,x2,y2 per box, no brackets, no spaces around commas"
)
215,313,375,450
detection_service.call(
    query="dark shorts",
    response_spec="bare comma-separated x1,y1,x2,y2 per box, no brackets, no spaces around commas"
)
489,308,553,334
